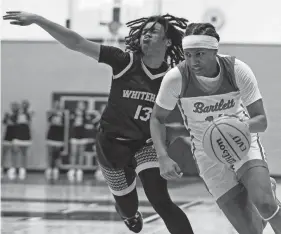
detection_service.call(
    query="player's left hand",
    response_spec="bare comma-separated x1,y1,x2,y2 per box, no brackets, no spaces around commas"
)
3,11,38,26
158,156,183,180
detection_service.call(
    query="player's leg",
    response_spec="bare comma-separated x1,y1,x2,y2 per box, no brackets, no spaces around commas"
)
18,145,29,180
1,143,11,178
217,184,264,234
45,144,54,179
76,142,86,181
135,144,194,234
238,164,281,232
95,131,142,233
46,144,61,180
195,149,265,234
8,143,18,180
235,136,281,233
68,140,78,181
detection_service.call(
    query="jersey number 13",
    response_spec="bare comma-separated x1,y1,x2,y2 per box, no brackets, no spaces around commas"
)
134,105,152,121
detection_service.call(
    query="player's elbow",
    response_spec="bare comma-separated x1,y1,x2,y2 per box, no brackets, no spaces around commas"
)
150,112,165,125
256,115,268,132
261,115,268,131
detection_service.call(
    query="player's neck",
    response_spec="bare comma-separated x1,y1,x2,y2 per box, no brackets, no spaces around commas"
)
203,61,220,78
142,54,164,69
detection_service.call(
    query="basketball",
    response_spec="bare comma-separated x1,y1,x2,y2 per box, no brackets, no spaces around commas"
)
202,116,251,167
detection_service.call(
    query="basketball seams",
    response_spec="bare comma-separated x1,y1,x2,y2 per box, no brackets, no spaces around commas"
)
209,125,225,164
219,122,250,146
213,122,242,160
203,117,251,165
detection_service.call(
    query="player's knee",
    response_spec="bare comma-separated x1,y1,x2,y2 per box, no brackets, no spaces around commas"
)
253,193,277,218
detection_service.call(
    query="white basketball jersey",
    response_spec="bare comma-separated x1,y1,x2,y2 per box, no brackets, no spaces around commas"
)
177,56,249,151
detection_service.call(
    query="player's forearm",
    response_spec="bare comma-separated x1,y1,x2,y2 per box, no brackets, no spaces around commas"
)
33,16,84,50
150,117,170,158
245,115,267,133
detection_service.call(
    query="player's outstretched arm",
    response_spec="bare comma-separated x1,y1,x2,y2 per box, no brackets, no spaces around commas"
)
3,11,101,60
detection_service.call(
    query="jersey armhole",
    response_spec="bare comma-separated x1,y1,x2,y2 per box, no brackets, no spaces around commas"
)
179,65,189,98
231,57,239,91
113,53,134,79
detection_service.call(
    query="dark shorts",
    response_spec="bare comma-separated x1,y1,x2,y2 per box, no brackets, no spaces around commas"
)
70,126,87,145
47,125,64,147
14,124,32,146
96,131,158,196
3,125,16,145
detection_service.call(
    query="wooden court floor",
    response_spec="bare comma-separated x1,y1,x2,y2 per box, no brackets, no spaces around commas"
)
1,174,279,234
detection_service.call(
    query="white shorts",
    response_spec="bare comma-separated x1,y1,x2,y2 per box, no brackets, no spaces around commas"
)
192,133,267,201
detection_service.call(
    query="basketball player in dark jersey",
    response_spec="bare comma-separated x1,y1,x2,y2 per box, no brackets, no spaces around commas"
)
3,12,195,234
2,102,19,179
13,100,33,180
46,100,65,180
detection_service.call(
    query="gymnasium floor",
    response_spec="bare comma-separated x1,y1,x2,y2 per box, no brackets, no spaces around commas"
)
1,173,280,234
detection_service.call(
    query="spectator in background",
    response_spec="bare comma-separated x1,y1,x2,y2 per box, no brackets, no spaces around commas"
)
2,102,19,179
45,100,65,180
13,100,34,180
68,101,87,182
84,110,101,169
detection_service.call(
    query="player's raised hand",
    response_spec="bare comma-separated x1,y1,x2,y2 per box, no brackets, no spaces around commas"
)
3,11,38,26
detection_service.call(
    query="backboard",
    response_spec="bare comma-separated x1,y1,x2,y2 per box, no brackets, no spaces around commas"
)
70,0,162,40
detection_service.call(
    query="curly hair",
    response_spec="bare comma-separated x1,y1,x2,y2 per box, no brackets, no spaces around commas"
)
125,14,189,67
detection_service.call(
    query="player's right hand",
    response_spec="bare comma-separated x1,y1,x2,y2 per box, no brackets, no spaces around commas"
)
158,156,183,180
3,11,38,26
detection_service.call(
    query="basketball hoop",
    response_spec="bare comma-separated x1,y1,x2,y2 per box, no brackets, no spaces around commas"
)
108,21,122,35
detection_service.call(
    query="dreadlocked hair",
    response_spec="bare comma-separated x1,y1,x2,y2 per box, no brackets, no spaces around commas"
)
184,23,220,41
125,14,189,67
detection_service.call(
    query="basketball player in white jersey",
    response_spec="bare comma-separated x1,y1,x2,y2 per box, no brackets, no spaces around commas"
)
150,23,281,234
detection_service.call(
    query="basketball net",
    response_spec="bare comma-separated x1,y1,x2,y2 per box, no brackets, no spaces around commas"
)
103,21,122,48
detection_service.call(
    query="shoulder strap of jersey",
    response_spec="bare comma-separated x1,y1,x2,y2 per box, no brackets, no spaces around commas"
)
217,55,239,91
113,52,134,79
177,61,189,98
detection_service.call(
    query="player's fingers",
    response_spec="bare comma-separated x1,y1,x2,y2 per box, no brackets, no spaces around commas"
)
6,11,21,14
172,170,182,179
10,21,24,25
166,170,179,180
161,170,175,180
174,164,183,176
3,15,19,20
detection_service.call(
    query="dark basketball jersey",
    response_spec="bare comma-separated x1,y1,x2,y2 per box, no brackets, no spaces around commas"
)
48,110,65,126
70,110,86,127
16,110,32,125
98,46,169,140
3,112,17,126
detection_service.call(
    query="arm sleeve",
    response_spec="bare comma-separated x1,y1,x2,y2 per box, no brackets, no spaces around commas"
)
155,67,182,110
98,45,131,75
235,59,262,106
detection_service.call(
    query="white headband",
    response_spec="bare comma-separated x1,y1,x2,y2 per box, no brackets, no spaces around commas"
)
182,35,219,50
